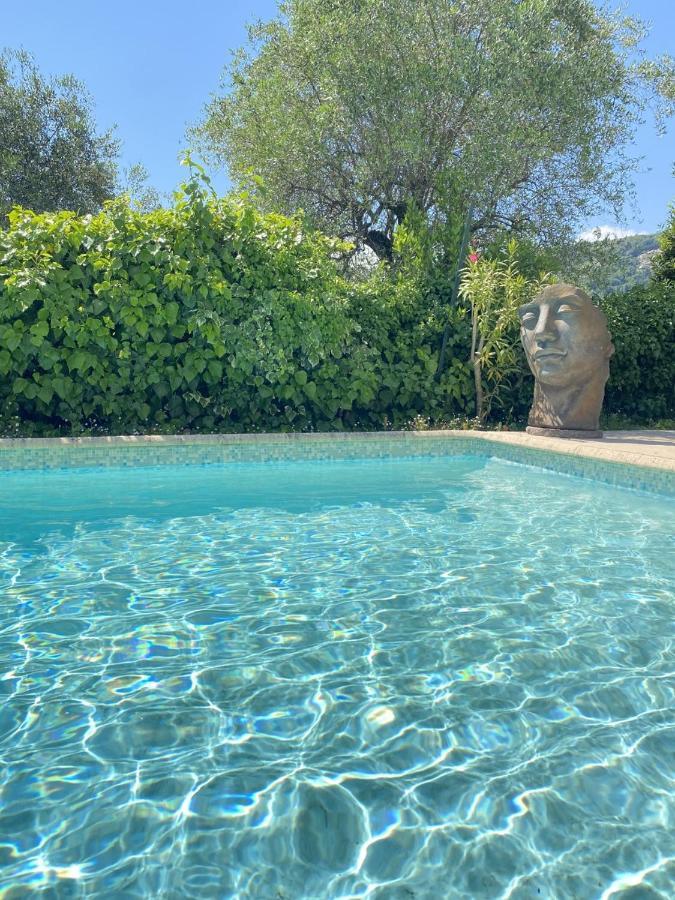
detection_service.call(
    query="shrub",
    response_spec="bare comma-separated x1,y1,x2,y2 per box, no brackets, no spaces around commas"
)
344,270,473,429
1,176,671,436
0,176,474,436
459,241,553,423
599,283,675,420
652,204,675,284
0,180,362,434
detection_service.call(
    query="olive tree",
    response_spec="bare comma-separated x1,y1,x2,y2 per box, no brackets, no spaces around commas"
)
0,50,119,220
193,0,674,259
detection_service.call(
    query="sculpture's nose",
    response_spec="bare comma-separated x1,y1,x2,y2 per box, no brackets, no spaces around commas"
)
534,304,556,342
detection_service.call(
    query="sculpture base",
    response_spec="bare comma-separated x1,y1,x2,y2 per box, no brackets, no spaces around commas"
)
526,426,603,440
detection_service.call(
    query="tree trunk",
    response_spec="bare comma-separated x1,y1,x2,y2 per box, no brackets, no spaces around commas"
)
471,321,485,423
473,355,484,423
363,228,394,261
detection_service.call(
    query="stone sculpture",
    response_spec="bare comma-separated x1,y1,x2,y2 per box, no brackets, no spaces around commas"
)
517,283,614,438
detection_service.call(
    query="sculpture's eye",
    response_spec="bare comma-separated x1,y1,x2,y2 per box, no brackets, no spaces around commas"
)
557,303,577,313
520,313,536,327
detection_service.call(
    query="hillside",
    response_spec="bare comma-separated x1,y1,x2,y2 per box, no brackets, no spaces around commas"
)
563,231,660,297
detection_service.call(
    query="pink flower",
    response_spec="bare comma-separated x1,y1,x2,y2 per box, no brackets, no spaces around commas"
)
468,252,479,264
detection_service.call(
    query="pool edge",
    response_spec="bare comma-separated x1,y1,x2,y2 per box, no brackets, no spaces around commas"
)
0,430,673,497
0,428,673,469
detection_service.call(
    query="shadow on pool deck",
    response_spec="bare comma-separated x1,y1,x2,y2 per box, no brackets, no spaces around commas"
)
598,431,675,452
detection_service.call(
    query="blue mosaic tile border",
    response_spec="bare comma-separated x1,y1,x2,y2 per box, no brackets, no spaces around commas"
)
0,434,672,497
0,435,478,471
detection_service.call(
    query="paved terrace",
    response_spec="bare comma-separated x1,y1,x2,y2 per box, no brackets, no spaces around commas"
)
467,429,675,473
0,430,674,473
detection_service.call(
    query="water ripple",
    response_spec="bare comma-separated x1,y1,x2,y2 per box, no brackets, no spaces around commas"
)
0,456,673,898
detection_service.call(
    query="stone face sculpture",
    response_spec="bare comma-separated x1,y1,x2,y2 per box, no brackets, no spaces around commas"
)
517,283,614,438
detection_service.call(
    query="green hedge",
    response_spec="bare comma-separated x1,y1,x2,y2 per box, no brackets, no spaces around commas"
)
599,283,675,421
0,181,473,436
652,203,674,284
345,271,472,427
1,181,672,436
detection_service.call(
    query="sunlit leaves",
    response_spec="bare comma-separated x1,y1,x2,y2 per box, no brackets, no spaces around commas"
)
3,172,473,435
460,240,553,422
0,50,119,222
193,0,674,255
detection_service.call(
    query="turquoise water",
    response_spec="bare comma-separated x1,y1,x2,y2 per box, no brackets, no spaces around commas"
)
1,454,674,899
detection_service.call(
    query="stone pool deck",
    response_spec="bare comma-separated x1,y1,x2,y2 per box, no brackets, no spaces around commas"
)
0,429,674,473
466,429,675,473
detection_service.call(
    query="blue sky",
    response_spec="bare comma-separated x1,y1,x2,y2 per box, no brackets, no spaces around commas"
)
3,0,673,234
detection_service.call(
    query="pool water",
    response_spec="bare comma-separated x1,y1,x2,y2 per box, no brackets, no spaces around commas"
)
1,455,674,898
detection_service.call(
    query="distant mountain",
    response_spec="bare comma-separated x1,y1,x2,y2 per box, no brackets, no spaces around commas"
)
612,232,660,263
560,232,661,297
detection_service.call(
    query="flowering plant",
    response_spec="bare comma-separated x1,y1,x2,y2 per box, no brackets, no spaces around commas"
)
459,240,553,423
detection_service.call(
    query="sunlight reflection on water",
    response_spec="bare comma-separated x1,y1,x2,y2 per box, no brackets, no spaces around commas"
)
0,456,674,898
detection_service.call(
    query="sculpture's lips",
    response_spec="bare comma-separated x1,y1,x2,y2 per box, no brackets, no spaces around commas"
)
533,349,567,360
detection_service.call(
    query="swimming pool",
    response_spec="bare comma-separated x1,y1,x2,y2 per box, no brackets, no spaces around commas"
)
1,444,674,898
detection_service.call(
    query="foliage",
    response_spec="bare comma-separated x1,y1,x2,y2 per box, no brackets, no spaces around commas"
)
119,163,165,213
598,283,675,421
1,167,671,437
0,168,475,436
653,204,675,283
601,413,675,432
483,228,662,297
0,49,119,222
344,267,474,429
193,0,674,259
459,241,552,422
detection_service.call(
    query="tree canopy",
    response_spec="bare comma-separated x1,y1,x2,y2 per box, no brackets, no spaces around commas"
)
194,0,674,259
0,50,119,221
